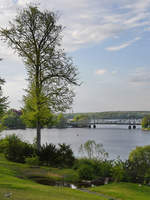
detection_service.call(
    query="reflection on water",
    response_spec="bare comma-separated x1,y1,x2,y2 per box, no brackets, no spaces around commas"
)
1,125,150,160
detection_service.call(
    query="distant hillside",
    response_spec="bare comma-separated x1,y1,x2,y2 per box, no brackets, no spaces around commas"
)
65,111,150,120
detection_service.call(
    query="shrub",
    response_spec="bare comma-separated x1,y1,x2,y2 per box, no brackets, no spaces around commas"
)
57,143,75,168
74,158,112,180
4,134,34,163
37,143,58,166
0,137,9,153
78,163,95,180
37,143,75,168
111,159,125,182
128,145,150,183
25,156,40,166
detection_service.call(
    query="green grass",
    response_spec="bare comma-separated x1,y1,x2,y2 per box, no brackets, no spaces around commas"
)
90,182,150,200
1,154,150,200
0,154,106,200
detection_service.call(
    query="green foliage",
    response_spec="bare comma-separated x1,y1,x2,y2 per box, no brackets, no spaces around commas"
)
1,109,26,129
0,137,9,153
22,85,53,128
73,114,89,122
78,163,95,180
128,145,150,183
37,143,58,166
79,140,108,161
37,143,75,168
111,159,125,182
57,143,75,168
55,113,67,128
74,158,112,181
141,115,150,128
25,156,40,166
3,134,34,163
71,114,89,127
65,111,150,120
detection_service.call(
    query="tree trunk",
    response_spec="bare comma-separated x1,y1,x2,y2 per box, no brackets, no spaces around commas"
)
36,120,41,151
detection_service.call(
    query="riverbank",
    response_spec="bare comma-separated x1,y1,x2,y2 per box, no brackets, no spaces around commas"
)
1,127,149,160
1,153,150,200
142,128,150,131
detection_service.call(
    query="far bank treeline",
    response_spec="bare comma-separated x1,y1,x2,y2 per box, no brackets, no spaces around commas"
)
1,109,68,130
1,109,150,130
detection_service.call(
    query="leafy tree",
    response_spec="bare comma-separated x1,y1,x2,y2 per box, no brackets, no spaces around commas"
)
21,84,53,128
0,6,78,150
1,109,25,129
55,113,67,128
57,143,75,167
141,115,150,129
72,114,89,127
3,134,34,163
128,145,150,183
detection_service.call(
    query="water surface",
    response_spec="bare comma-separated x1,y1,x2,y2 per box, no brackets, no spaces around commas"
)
1,125,150,160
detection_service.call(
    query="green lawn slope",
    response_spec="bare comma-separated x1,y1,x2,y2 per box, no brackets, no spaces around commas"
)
91,182,150,200
0,154,105,200
1,153,150,200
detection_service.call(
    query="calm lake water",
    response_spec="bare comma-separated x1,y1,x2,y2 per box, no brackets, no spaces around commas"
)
1,125,150,160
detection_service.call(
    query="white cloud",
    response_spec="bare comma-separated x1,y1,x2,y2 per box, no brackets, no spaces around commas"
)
0,0,150,52
95,69,107,75
106,37,141,51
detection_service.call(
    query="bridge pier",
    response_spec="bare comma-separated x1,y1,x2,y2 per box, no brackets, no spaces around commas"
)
128,125,131,129
93,124,96,128
133,125,136,129
128,125,136,129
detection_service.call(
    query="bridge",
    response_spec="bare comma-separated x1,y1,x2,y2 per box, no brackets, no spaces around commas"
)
68,119,142,129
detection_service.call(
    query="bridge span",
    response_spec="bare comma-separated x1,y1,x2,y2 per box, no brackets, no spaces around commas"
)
69,119,142,129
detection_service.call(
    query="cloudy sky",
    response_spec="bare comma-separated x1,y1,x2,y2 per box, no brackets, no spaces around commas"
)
1,0,150,113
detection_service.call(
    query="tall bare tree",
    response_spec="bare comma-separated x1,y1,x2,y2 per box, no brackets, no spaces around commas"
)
0,6,79,149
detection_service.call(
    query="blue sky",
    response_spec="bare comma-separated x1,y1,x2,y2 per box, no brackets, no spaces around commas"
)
1,0,150,112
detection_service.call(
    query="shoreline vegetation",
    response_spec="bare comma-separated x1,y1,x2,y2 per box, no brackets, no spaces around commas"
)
1,153,150,200
1,142,150,199
2,109,150,130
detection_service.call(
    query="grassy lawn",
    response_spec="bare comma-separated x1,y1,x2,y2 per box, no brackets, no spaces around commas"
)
0,154,106,200
1,154,150,200
90,182,150,200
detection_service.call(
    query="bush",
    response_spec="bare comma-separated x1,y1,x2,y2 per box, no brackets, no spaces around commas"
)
74,158,112,180
37,143,58,166
111,159,125,182
57,143,75,168
4,134,34,163
0,137,9,153
37,143,75,168
25,156,40,166
78,163,95,180
128,145,150,183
